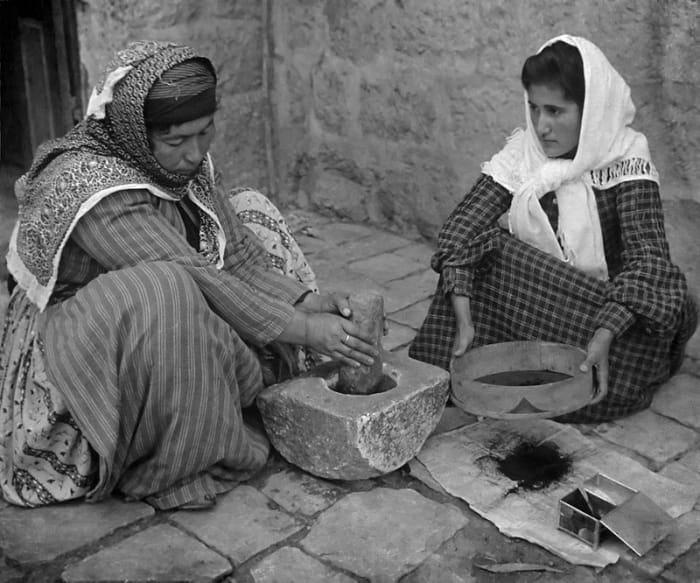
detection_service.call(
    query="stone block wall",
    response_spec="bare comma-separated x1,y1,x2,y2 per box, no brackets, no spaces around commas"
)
76,0,271,194
74,0,700,239
271,0,700,238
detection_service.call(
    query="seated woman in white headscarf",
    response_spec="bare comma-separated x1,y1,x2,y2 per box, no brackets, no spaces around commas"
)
409,35,697,423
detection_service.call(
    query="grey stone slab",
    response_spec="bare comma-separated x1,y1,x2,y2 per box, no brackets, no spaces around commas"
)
314,232,412,264
311,222,379,245
431,406,478,436
61,524,231,582
651,373,700,429
383,269,437,314
686,333,700,362
300,488,468,582
593,409,697,469
250,547,355,583
383,321,416,351
260,469,344,516
387,299,431,329
680,356,700,378
392,241,436,265
660,461,700,487
312,258,386,296
677,449,700,474
171,485,303,565
348,252,425,284
0,497,154,564
619,511,700,579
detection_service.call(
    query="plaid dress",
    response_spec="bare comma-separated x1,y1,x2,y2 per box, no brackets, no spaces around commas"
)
409,175,697,422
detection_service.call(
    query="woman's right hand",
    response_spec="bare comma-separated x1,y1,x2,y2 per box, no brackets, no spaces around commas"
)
303,312,378,368
451,294,475,357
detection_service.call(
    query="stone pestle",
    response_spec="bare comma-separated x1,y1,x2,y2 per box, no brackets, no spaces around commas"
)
337,291,384,395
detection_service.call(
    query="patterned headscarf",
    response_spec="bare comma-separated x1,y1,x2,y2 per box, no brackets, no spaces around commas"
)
8,41,226,310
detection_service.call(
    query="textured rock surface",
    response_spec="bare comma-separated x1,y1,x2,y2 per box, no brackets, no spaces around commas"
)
257,349,449,479
271,0,700,237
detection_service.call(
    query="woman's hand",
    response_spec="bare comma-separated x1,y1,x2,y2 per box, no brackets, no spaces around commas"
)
296,291,352,318
580,327,613,396
451,294,475,357
304,312,378,368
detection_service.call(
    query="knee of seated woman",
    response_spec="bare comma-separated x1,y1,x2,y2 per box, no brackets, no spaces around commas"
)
104,261,204,313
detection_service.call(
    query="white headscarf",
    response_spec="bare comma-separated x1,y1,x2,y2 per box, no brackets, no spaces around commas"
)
481,35,658,280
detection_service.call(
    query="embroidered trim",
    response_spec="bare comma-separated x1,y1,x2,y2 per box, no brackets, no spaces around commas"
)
589,157,658,188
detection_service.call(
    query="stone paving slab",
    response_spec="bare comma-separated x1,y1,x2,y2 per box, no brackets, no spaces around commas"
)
308,222,381,245
0,498,153,565
618,510,700,579
652,373,700,430
383,269,437,314
392,241,435,265
661,539,700,582
348,252,426,284
61,524,232,582
250,547,356,583
259,469,344,516
386,298,431,329
300,488,469,582
171,485,303,565
593,409,698,469
383,320,417,350
677,449,700,474
312,231,410,264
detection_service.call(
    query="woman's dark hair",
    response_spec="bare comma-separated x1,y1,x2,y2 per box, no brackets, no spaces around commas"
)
521,41,585,110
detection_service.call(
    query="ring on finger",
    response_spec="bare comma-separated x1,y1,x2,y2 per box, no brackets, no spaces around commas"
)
344,334,350,344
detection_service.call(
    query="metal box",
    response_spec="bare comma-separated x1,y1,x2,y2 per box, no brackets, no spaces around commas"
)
558,473,673,556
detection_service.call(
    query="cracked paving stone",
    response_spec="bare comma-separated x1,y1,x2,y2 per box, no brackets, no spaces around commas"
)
349,252,425,284
250,547,355,583
0,497,153,564
171,485,303,565
61,524,231,582
383,269,437,315
593,409,697,468
300,488,468,582
260,469,344,516
651,373,700,429
619,510,700,579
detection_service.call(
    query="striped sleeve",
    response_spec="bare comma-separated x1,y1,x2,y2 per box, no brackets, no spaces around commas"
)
69,189,308,345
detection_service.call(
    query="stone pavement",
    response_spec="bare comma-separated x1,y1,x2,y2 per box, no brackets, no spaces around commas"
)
1,211,700,582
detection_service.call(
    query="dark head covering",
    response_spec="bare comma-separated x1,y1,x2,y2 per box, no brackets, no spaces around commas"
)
144,58,217,128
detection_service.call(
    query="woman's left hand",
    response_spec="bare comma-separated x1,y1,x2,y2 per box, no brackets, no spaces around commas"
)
580,327,614,395
297,291,351,317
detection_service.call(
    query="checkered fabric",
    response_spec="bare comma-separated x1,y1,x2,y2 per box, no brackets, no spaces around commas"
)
409,175,697,422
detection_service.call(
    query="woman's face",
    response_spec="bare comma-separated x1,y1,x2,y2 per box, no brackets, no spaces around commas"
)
527,83,582,158
149,114,216,175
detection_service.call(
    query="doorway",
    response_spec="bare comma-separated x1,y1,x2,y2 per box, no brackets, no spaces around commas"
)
0,0,81,177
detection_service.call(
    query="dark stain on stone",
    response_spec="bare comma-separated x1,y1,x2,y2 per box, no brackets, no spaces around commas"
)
496,441,572,490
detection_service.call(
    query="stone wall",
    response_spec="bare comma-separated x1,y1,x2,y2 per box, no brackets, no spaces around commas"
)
271,0,700,238
76,0,271,194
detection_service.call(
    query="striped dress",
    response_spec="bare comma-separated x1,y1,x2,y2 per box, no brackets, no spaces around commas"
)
409,175,698,422
0,187,314,509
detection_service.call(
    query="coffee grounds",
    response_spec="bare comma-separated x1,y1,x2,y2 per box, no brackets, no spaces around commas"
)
496,441,572,490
